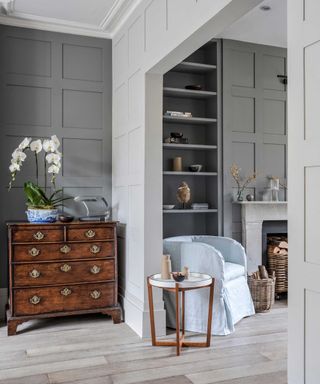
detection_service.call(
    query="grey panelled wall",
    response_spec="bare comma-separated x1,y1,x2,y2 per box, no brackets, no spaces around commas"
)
222,40,287,241
0,26,112,291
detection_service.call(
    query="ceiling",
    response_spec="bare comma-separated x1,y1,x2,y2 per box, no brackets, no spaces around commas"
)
219,0,287,48
0,0,287,45
0,0,142,38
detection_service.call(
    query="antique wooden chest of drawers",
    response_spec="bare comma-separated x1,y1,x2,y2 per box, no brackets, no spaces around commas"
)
7,221,121,335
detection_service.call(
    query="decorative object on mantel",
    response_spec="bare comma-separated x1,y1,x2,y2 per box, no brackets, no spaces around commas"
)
161,254,172,279
248,266,275,312
173,157,183,172
177,182,191,209
267,235,288,298
8,136,69,223
230,163,257,202
246,194,255,201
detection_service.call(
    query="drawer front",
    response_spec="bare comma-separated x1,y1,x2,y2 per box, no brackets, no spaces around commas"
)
14,260,115,287
12,228,63,243
13,241,114,262
68,227,114,241
13,283,115,316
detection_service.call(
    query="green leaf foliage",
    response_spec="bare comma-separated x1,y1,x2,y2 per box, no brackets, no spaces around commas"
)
24,182,71,209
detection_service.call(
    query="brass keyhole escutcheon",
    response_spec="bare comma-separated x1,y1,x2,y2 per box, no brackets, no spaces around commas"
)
90,245,101,254
90,290,101,299
60,264,72,273
85,229,96,238
33,231,45,240
29,247,40,257
60,245,71,254
29,295,41,305
29,269,40,279
90,265,101,274
60,288,72,296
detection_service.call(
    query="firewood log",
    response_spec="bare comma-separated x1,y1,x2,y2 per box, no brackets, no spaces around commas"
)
258,265,269,279
279,249,288,255
273,246,281,254
279,241,288,249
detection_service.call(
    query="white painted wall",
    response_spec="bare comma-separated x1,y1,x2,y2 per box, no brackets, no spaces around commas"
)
112,0,263,337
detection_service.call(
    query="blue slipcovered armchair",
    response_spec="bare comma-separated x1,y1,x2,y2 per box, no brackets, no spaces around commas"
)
163,236,255,335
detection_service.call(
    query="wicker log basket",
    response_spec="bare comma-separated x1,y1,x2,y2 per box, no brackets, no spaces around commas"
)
267,236,288,296
248,266,275,313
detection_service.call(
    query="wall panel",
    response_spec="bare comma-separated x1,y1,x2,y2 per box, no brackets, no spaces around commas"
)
223,40,287,240
0,27,112,300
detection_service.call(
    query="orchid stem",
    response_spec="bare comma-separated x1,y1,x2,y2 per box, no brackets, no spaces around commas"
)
35,152,39,186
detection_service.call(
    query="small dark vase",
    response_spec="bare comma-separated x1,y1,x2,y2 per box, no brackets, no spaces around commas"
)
236,190,244,202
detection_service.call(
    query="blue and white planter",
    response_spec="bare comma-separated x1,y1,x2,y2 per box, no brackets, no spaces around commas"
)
26,208,58,223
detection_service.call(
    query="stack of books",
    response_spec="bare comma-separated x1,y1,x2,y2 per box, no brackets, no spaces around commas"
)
164,111,192,118
191,203,209,210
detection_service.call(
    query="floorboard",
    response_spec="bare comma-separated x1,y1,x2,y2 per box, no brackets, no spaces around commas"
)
0,302,287,384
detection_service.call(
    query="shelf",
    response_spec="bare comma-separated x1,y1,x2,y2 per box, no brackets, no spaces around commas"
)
163,115,217,125
163,87,217,99
163,209,218,214
173,61,217,74
163,143,217,150
163,171,217,176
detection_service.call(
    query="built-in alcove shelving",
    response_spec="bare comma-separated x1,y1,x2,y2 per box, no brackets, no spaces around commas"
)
162,40,222,238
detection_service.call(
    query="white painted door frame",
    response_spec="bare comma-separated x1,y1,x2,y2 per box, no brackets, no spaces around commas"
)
288,1,320,383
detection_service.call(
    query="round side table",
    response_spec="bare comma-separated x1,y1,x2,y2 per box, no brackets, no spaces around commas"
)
147,272,214,356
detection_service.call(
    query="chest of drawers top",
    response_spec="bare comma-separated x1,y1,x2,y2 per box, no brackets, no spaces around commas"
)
7,221,118,244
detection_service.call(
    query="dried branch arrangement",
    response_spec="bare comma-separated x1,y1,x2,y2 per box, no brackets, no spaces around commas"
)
230,163,257,201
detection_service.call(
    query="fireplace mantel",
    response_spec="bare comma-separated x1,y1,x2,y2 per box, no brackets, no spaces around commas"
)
237,201,287,273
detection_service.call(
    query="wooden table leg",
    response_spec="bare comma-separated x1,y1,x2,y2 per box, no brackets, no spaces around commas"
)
206,280,215,347
175,282,180,356
182,289,185,337
147,277,156,346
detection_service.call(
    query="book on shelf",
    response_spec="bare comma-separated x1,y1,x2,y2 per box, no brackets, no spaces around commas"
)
164,111,192,118
191,203,209,210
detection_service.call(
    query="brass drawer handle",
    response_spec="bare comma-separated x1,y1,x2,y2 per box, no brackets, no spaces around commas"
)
60,288,72,296
29,269,41,279
90,265,101,274
60,245,71,254
33,231,45,240
30,295,41,305
90,290,101,299
29,247,40,257
85,229,96,239
90,245,101,254
60,263,72,273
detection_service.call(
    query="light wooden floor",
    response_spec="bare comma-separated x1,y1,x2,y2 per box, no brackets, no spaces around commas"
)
0,302,287,384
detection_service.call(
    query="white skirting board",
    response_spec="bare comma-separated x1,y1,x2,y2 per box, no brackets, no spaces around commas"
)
0,288,8,321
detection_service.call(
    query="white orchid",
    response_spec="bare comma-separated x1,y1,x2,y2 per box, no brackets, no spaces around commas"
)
48,164,60,174
30,139,42,153
12,150,27,163
46,152,61,165
51,135,60,149
9,162,20,173
18,137,31,150
43,139,57,153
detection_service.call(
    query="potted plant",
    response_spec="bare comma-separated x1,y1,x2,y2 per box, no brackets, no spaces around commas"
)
8,135,68,223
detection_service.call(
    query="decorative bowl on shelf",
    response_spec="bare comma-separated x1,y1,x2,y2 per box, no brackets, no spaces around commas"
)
163,205,175,210
59,214,74,223
189,164,203,172
171,272,186,282
185,85,203,91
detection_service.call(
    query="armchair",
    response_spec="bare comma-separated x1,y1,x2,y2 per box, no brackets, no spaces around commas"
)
163,236,255,335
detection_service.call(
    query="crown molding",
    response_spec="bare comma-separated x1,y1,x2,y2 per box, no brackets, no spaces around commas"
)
0,0,143,39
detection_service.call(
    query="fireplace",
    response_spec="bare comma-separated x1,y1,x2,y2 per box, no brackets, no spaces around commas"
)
262,221,287,266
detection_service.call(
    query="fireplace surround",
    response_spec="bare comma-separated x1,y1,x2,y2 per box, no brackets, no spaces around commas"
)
238,202,288,273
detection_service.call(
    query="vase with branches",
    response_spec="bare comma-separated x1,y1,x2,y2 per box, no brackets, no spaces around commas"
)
230,163,257,202
8,135,69,223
